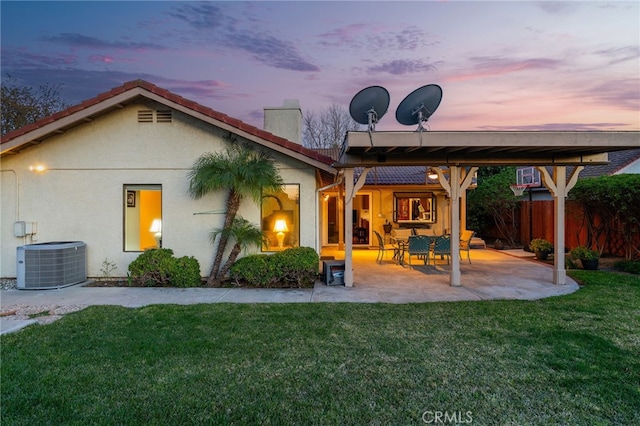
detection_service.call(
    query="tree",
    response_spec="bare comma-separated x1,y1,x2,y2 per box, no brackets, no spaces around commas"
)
188,141,283,285
467,167,520,246
212,217,267,282
302,104,363,149
1,77,68,135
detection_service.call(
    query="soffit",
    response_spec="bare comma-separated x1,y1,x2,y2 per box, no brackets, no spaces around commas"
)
337,131,640,167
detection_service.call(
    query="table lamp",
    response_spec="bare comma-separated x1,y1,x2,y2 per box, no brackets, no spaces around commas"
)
150,219,162,247
273,219,288,248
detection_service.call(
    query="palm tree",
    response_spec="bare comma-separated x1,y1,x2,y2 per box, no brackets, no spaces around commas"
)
212,217,267,283
188,142,283,285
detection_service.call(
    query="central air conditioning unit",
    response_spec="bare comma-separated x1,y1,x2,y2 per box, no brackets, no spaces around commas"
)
17,241,87,290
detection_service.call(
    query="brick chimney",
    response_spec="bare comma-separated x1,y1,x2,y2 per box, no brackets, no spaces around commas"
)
264,99,302,145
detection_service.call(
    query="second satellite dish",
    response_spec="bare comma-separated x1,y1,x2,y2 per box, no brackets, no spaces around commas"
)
396,84,442,130
349,86,390,131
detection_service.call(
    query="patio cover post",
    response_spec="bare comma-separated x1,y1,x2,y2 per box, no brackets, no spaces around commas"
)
343,167,371,287
537,165,584,285
436,166,478,286
344,168,354,287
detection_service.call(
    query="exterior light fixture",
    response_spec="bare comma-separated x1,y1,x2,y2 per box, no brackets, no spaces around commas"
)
29,165,46,173
428,168,439,180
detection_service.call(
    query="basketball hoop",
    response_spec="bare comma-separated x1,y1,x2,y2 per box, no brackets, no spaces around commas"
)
510,184,527,197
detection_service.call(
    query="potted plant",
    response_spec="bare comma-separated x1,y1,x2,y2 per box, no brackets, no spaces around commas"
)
529,238,553,260
570,246,600,270
382,220,392,235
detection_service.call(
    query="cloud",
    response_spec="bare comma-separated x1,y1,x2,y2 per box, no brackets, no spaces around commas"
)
317,23,370,47
0,66,235,107
446,57,561,82
587,78,640,111
318,24,436,51
367,59,439,75
594,45,640,66
1,47,78,68
479,122,629,131
369,26,436,51
169,3,318,72
537,1,577,15
43,33,167,51
168,3,234,30
225,32,319,72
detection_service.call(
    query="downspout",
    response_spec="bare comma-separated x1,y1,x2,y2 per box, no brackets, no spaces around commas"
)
315,171,344,254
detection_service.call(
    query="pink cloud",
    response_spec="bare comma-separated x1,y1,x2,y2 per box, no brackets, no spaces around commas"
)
89,55,114,64
446,58,560,82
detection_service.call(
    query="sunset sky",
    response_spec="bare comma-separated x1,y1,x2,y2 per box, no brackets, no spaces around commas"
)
2,1,639,132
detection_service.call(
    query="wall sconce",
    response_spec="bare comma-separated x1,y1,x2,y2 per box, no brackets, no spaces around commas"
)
150,219,162,247
322,193,330,202
273,219,288,248
29,165,46,173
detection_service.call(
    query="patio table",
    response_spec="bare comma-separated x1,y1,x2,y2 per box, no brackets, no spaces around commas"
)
391,238,409,266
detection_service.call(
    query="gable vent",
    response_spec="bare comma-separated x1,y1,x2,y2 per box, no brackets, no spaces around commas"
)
156,109,172,123
138,109,154,123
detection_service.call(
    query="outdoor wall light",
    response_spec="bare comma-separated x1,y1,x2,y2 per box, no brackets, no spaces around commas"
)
273,219,288,248
29,165,46,173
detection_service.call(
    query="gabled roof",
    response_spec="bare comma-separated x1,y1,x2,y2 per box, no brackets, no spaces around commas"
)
579,148,640,178
1,79,335,173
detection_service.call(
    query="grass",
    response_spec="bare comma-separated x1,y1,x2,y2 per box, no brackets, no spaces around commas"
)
2,271,639,425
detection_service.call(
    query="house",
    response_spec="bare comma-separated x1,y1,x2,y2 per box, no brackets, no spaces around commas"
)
2,80,638,288
515,148,640,201
0,80,336,279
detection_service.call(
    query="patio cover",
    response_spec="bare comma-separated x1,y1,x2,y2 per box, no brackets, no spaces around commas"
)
335,131,640,287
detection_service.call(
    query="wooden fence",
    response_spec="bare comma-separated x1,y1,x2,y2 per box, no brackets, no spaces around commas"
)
518,200,639,258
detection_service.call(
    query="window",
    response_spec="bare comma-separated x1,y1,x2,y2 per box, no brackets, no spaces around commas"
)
124,185,162,251
394,192,436,224
261,184,299,251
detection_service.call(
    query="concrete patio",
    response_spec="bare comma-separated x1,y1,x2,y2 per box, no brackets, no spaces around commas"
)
314,246,578,303
0,247,578,334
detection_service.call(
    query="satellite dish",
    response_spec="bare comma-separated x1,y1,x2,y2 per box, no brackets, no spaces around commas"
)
349,86,390,131
396,84,442,131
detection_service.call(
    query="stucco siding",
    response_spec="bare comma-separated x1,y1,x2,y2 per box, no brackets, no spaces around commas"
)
1,102,319,278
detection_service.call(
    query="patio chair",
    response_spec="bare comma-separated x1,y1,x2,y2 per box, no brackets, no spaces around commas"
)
406,235,435,268
431,235,451,265
460,230,475,264
374,231,398,264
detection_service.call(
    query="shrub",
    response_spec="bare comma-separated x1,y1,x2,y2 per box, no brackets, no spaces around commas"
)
271,247,319,287
169,256,202,288
128,248,201,287
229,247,319,288
614,260,640,275
229,255,275,287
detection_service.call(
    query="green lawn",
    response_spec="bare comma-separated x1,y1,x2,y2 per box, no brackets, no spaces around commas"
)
2,271,639,425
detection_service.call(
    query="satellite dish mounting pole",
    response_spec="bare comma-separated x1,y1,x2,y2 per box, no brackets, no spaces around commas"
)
366,108,378,132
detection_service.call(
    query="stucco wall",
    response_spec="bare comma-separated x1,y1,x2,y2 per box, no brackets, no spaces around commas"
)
1,102,318,278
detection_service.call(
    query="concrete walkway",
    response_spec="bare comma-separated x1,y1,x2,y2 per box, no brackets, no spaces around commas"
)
0,248,578,334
